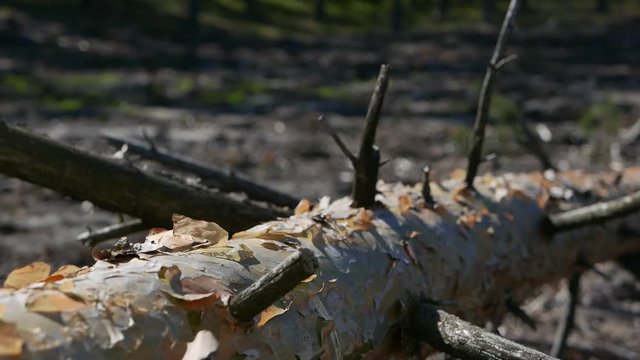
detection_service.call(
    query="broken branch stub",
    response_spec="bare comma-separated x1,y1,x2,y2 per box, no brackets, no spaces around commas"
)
546,189,640,232
410,302,555,360
353,64,390,207
320,64,390,208
229,249,319,322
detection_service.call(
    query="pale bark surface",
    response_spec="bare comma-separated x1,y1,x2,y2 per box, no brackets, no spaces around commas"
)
2,167,640,359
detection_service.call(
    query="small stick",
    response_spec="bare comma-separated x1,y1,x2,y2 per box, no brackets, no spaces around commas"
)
422,166,435,207
465,0,521,189
506,297,537,330
229,249,319,322
410,302,554,360
77,219,146,246
546,189,640,232
550,274,580,358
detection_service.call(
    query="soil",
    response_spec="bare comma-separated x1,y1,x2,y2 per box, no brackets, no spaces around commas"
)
1,3,639,358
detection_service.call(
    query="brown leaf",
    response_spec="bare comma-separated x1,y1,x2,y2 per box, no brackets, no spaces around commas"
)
257,303,291,328
0,322,23,356
173,214,228,246
261,241,286,251
295,199,313,215
3,262,51,289
26,291,87,313
398,195,413,214
52,264,83,279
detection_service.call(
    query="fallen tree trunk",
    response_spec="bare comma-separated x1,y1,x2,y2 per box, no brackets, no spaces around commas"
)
0,122,288,232
2,166,640,358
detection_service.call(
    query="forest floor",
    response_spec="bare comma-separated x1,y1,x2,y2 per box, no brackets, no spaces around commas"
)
1,2,640,358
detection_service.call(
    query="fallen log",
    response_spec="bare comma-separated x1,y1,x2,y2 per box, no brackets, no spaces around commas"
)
2,166,640,358
0,121,288,232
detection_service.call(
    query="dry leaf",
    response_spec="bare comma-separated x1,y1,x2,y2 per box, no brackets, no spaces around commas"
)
26,291,87,313
173,214,228,246
4,262,51,289
0,322,23,356
257,303,291,328
398,195,413,214
52,264,82,278
261,242,285,251
182,330,219,360
295,199,313,215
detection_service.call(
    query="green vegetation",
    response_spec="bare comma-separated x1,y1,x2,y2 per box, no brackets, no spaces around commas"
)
579,100,625,134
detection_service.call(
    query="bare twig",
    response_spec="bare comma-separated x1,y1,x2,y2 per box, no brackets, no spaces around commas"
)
546,189,640,232
229,249,318,322
465,0,521,189
318,116,357,164
77,219,146,246
550,274,580,358
410,302,554,360
352,64,391,207
520,118,557,171
506,297,537,330
103,135,300,208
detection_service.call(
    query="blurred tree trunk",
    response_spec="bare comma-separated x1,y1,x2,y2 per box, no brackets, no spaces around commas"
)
185,0,200,66
392,0,404,31
596,0,609,14
482,0,495,22
245,0,258,19
314,0,326,21
433,0,449,20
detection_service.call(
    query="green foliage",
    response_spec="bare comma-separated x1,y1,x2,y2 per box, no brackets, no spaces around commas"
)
450,126,472,156
1,74,42,96
579,101,624,133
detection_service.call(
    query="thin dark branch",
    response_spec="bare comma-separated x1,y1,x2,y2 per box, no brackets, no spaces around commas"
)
465,0,521,189
229,249,318,322
352,64,391,207
357,64,390,163
318,115,357,164
506,297,537,330
520,118,557,171
410,302,555,360
546,189,640,232
103,135,300,208
77,219,146,246
550,274,580,358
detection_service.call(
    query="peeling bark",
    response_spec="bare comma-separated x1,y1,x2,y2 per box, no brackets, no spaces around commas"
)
2,167,640,358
